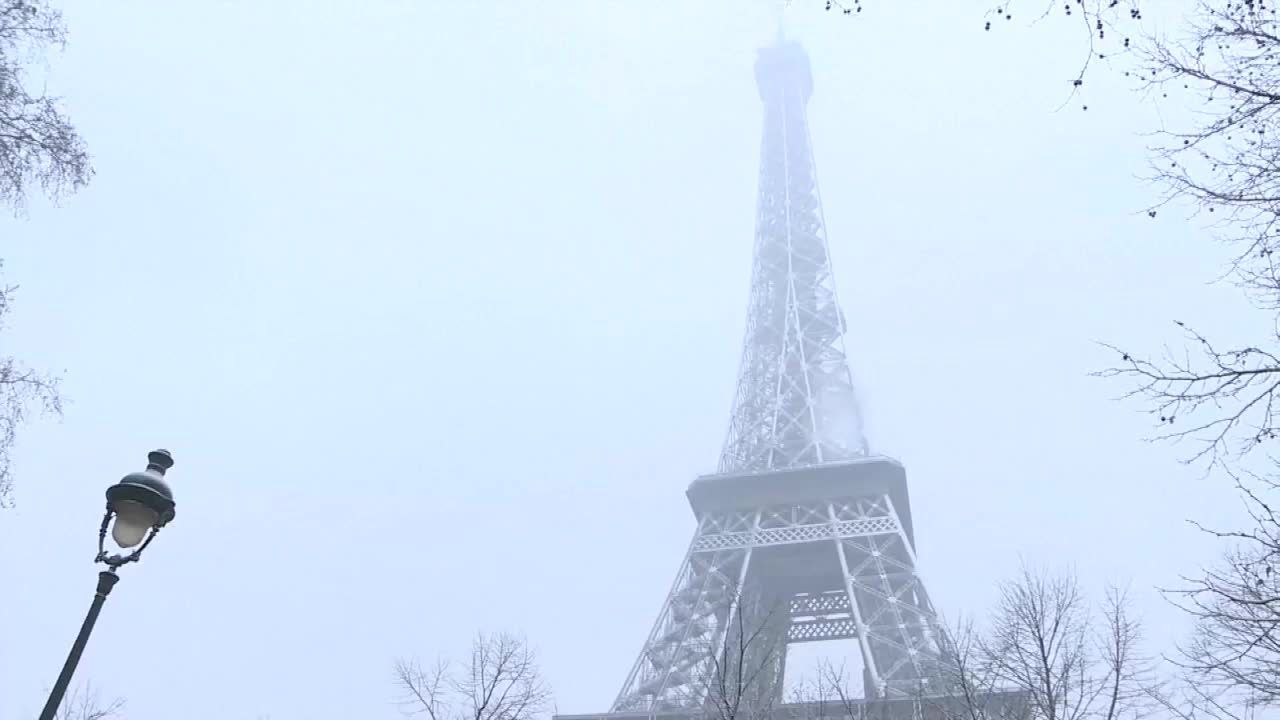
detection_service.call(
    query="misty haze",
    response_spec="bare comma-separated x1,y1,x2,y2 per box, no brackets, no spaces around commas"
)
2,2,1275,720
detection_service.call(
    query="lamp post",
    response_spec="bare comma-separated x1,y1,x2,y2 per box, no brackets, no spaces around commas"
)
36,449,176,720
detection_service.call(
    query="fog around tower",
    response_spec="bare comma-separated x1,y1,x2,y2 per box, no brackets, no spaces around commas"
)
0,1,1252,719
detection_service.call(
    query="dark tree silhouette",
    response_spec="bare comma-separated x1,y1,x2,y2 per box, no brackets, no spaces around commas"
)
1161,472,1280,710
396,632,553,720
0,0,85,505
1,0,91,212
1093,1,1280,467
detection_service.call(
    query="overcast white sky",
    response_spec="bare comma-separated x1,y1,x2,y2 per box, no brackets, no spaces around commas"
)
0,1,1260,719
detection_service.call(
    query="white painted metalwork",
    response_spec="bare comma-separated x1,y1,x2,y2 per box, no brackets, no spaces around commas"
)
612,524,758,713
613,489,952,710
607,39,954,715
717,39,868,475
693,506,899,552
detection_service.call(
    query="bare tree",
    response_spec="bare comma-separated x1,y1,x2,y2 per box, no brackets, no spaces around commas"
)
837,569,1152,720
923,619,1028,720
1062,0,1280,470
50,682,124,720
0,0,92,213
700,591,790,720
786,662,883,720
1095,2,1280,673
805,659,862,718
1160,472,1280,709
976,569,1152,720
0,259,60,507
1053,3,1280,713
396,632,552,720
0,0,82,507
786,668,840,719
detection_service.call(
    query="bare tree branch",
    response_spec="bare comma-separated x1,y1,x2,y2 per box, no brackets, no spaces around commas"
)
396,632,552,720
50,682,124,720
0,259,61,507
1079,2,1280,469
0,0,92,214
809,0,1148,94
1165,471,1280,707
0,0,80,508
701,590,789,720
911,567,1158,720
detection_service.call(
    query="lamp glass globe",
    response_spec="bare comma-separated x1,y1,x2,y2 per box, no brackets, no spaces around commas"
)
111,499,157,548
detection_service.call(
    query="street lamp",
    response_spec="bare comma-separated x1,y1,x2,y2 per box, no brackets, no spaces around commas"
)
36,449,176,720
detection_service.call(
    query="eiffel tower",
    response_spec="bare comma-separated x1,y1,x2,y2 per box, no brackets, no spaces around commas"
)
564,36,979,720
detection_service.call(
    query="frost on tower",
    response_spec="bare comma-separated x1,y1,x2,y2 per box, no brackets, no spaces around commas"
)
557,38,1017,720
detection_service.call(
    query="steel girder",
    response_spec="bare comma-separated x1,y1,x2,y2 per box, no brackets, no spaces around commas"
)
611,495,952,713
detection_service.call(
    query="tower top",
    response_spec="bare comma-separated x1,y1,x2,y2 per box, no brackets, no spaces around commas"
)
755,39,812,104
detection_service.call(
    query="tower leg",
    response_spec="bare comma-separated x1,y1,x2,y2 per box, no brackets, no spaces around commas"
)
830,501,884,698
832,495,948,698
614,512,761,713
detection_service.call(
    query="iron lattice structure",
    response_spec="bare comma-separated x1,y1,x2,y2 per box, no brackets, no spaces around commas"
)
718,38,867,475
594,39,961,718
611,461,953,712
